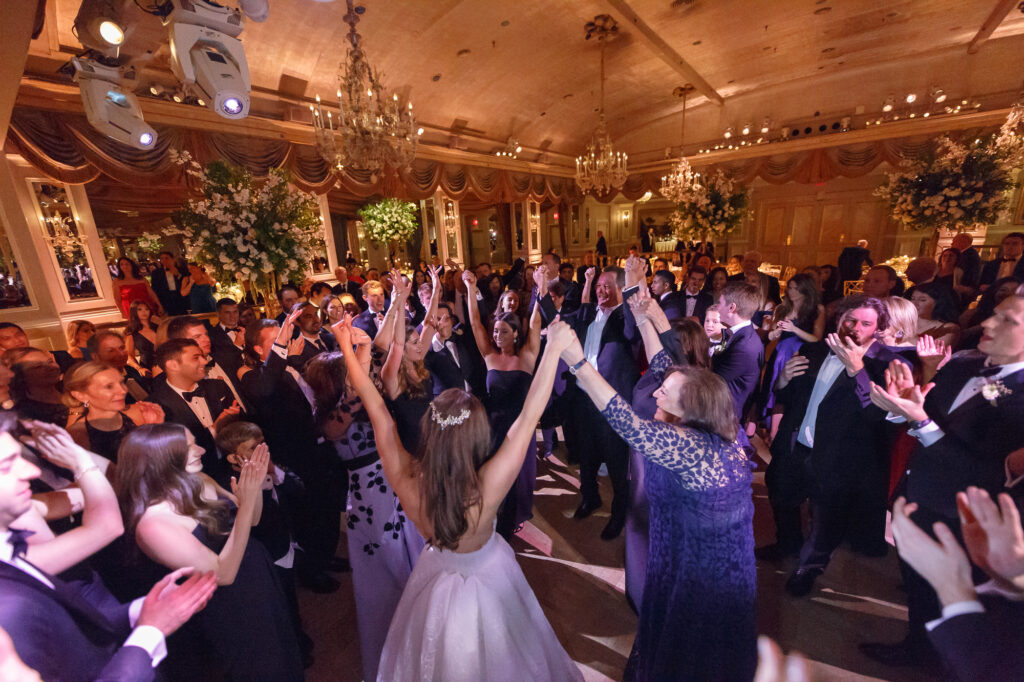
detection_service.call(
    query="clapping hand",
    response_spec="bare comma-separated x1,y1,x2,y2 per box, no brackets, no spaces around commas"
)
230,439,269,511
20,420,93,477
917,335,952,376
869,360,932,422
753,636,811,682
137,567,217,637
891,497,976,607
775,318,795,333
957,486,1024,593
286,336,305,357
825,332,867,376
125,401,164,426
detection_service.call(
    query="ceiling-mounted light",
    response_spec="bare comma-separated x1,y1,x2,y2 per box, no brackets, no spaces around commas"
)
72,56,157,150
760,117,771,134
740,122,751,136
723,126,734,139
417,127,424,136
929,86,946,103
882,95,895,112
73,0,127,57
905,93,917,104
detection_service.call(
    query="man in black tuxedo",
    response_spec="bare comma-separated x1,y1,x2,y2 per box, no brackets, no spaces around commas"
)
288,302,337,372
149,251,186,316
727,250,781,305
712,282,765,424
352,280,388,339
206,298,245,360
861,286,1024,665
595,231,608,267
647,270,685,322
423,303,486,398
837,239,873,284
577,250,596,285
166,316,246,412
563,265,640,540
330,266,365,306
273,284,301,324
679,267,714,323
0,414,216,682
951,232,982,290
239,314,343,593
149,339,240,484
557,262,581,313
979,232,1024,288
767,297,906,587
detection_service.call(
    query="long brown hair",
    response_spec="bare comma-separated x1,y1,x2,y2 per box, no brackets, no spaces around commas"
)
114,424,230,540
671,319,711,369
414,389,491,550
666,366,738,442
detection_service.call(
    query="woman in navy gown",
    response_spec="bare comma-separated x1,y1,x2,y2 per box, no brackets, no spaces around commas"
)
462,269,543,539
561,294,756,681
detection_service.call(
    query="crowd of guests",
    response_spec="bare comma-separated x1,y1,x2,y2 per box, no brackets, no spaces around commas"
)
0,230,1022,680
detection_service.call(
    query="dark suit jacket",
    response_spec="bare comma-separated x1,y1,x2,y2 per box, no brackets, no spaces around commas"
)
423,326,487,398
149,376,235,482
330,279,365,307
0,563,154,682
927,596,1024,682
352,308,385,339
149,267,186,316
567,302,641,397
712,323,765,421
980,256,1024,287
239,350,321,479
595,236,607,255
680,290,714,322
727,272,782,305
772,341,905,497
906,353,1024,521
287,329,339,372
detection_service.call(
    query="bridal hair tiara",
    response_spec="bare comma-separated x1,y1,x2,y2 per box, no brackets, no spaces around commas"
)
430,402,471,430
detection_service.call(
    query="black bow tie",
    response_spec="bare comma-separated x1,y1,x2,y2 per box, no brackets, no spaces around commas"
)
182,385,206,402
723,328,734,342
229,327,242,333
979,364,1002,378
7,528,34,559
685,293,699,299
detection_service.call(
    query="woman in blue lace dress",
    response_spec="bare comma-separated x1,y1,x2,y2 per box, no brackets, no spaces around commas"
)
560,293,756,681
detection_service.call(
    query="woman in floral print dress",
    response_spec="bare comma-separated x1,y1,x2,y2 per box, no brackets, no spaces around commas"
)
304,352,425,681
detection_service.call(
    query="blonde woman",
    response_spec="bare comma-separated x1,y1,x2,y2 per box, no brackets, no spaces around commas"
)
53,320,96,373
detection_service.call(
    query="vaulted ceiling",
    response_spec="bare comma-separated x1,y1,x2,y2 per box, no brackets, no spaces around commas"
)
23,0,1024,167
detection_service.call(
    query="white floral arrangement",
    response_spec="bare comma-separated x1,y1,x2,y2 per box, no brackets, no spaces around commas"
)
357,197,419,246
660,169,750,242
136,232,164,254
874,133,1024,233
169,150,324,291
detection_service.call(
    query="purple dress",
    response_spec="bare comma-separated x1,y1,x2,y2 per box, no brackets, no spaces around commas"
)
486,368,537,538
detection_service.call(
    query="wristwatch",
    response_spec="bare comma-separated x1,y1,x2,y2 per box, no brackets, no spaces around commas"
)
908,418,933,431
568,358,588,376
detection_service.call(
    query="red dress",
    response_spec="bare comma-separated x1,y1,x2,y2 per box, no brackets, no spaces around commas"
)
117,282,157,318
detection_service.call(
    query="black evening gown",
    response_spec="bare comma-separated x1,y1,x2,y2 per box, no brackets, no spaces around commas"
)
386,378,432,454
485,369,536,538
83,413,134,463
132,331,157,371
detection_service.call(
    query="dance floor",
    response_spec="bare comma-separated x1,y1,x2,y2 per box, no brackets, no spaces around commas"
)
301,436,940,681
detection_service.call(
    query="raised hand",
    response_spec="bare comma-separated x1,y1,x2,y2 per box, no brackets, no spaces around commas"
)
286,336,305,357
884,359,917,397
825,332,867,376
917,335,952,377
429,265,443,288
278,306,302,344
776,354,808,390
137,568,217,637
869,364,933,421
461,270,478,289
624,255,647,289
958,487,1024,592
445,257,460,270
775,318,795,333
126,401,165,426
230,445,266,510
584,266,597,282
533,264,550,293
21,420,92,475
331,313,354,350
544,317,576,354
627,287,652,325
891,497,975,607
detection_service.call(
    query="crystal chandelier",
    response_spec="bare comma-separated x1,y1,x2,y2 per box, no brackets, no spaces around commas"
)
43,214,87,252
310,0,417,181
575,18,628,194
660,84,702,203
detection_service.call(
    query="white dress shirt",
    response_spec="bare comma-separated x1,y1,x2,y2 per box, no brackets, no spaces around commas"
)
270,344,316,408
796,353,845,449
583,304,621,368
168,382,214,428
0,530,167,667
682,290,699,317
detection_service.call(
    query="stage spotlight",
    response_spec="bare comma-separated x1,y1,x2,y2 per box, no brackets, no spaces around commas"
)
73,57,157,150
163,0,251,120
73,0,127,58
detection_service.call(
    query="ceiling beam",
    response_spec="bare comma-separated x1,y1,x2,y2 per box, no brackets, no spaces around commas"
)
967,0,1018,54
599,0,724,107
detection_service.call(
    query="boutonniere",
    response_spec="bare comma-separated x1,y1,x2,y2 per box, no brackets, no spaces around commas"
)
981,379,1012,406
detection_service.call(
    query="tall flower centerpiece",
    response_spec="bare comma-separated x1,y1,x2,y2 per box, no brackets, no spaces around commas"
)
170,150,324,314
659,166,750,244
875,132,1024,232
357,197,419,264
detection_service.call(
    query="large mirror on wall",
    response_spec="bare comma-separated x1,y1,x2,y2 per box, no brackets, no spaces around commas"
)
0,214,31,309
32,182,98,301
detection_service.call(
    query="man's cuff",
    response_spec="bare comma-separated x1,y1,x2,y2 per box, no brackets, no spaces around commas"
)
909,420,944,447
271,344,288,359
128,597,144,626
622,285,639,300
885,412,907,424
925,600,984,631
124,625,168,668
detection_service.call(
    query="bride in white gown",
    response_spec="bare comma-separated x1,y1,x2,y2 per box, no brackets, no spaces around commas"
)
332,315,583,682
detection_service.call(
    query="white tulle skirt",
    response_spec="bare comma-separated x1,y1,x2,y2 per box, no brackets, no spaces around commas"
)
376,531,584,682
